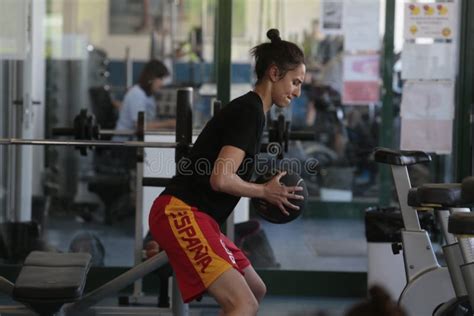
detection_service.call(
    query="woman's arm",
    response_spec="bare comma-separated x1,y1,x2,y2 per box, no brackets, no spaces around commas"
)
209,145,304,215
146,118,176,130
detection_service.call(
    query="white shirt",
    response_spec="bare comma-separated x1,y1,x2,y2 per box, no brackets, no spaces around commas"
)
115,85,157,131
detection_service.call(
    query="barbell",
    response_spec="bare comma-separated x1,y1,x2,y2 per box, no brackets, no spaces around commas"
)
51,109,138,142
0,85,313,158
0,87,195,160
0,138,180,149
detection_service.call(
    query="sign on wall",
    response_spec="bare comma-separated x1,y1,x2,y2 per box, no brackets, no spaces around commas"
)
343,0,381,51
321,0,344,35
342,53,380,105
0,0,28,60
404,2,456,40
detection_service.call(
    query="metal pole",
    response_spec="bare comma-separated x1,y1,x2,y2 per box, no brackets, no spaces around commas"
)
215,0,232,106
175,88,193,163
172,88,192,315
52,128,137,137
125,46,133,89
6,60,16,222
455,0,474,180
0,138,179,148
63,252,169,313
172,274,189,316
379,0,395,206
133,112,146,300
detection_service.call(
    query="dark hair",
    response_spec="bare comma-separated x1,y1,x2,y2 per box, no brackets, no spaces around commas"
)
345,286,406,316
250,29,304,82
137,59,170,95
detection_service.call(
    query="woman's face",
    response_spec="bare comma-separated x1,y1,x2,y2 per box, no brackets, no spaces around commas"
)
151,77,164,93
271,63,306,108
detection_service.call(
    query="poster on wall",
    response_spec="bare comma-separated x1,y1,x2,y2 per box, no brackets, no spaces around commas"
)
321,0,344,35
400,119,453,154
399,80,454,154
0,0,28,60
342,54,380,105
343,0,381,51
401,42,456,80
400,80,455,120
404,2,456,40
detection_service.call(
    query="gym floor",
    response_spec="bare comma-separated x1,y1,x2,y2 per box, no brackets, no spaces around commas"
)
41,215,366,315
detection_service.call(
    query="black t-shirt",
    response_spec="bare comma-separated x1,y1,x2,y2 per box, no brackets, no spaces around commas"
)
162,91,265,224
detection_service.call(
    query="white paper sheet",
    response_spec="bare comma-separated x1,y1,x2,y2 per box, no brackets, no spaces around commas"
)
0,0,28,60
343,54,380,81
321,0,344,35
401,42,456,80
400,119,452,154
400,80,454,120
342,54,380,104
343,0,381,51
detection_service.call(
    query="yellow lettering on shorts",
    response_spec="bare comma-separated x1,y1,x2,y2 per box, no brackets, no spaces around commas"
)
165,197,232,287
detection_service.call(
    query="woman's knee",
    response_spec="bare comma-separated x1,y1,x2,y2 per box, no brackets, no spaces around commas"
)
243,266,267,302
208,269,259,315
252,279,267,302
247,297,260,315
235,295,259,315
218,290,259,315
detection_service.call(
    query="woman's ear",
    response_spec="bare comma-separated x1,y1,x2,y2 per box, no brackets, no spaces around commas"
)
268,65,280,82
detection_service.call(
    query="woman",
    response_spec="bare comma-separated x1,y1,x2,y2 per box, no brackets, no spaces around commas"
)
115,59,175,134
149,29,306,316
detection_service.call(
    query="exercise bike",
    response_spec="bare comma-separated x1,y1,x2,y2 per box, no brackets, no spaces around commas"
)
374,148,470,316
402,173,474,315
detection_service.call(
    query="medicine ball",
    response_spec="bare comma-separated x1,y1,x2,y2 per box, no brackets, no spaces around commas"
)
251,170,308,224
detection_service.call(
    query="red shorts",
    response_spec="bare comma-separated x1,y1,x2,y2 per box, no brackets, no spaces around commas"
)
148,195,251,303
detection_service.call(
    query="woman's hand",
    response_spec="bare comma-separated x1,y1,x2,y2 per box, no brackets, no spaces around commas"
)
262,171,305,216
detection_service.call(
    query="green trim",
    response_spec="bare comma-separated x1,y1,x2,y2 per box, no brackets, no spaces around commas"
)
215,0,232,105
250,199,376,220
258,270,367,297
454,0,474,180
303,200,376,219
0,265,366,298
378,0,396,206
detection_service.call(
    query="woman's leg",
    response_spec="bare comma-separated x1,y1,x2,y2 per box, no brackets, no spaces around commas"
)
243,265,267,302
208,268,259,316
218,233,267,302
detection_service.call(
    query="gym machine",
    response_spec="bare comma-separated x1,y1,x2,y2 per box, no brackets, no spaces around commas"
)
0,88,194,316
374,148,472,316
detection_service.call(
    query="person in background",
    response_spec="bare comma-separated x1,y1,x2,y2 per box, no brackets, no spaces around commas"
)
345,285,406,316
114,59,175,135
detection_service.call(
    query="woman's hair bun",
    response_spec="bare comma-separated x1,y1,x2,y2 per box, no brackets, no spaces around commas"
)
266,29,281,43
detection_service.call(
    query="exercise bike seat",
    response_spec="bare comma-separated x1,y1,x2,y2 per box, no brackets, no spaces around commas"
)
449,212,474,235
414,183,465,208
13,251,92,315
373,147,431,166
448,177,474,235
462,176,474,203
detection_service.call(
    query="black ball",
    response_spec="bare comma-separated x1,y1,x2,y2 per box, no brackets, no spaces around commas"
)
251,171,308,224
